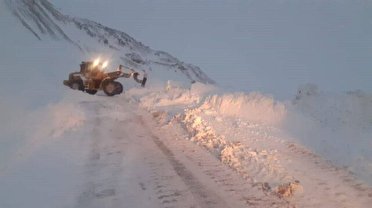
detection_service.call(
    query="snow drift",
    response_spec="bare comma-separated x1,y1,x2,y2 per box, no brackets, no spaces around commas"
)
0,92,87,174
287,84,372,184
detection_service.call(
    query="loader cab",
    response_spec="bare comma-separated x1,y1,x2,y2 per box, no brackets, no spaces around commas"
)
80,61,106,80
80,61,93,74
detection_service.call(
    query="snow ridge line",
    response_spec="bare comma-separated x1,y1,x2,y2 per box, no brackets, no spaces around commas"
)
172,108,302,198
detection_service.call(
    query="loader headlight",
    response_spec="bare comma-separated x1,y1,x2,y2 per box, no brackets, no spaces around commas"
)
102,60,109,68
93,58,100,67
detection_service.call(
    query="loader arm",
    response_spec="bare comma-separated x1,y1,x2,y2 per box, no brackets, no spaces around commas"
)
118,65,147,87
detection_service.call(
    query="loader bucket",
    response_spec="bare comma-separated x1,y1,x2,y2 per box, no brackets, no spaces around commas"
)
141,77,147,87
133,72,147,87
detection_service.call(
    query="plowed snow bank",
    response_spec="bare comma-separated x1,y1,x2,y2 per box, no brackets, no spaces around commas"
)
133,82,372,186
200,92,287,126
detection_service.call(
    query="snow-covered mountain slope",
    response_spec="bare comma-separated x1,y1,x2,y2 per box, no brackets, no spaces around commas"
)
3,0,214,85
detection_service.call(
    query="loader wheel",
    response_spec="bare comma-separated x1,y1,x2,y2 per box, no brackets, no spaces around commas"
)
85,89,97,95
113,81,123,95
102,80,117,96
71,80,84,91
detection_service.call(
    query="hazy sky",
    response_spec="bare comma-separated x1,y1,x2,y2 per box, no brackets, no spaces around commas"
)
41,1,372,97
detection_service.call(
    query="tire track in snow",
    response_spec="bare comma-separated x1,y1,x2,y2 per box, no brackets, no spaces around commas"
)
76,100,221,208
140,113,290,208
75,100,156,208
151,135,230,208
145,159,193,208
164,139,289,207
75,103,121,208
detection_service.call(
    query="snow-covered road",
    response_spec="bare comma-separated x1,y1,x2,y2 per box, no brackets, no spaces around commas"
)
1,91,372,208
72,99,287,208
0,95,282,207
